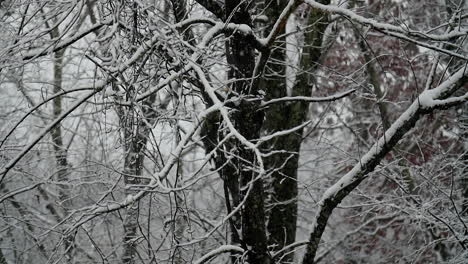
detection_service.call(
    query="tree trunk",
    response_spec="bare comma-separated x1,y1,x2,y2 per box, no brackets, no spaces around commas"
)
259,1,297,261
263,4,330,261
461,104,468,216
121,92,158,263
52,48,74,262
224,1,269,263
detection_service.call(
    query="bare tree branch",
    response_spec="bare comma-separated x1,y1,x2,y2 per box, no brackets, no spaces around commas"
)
302,66,468,264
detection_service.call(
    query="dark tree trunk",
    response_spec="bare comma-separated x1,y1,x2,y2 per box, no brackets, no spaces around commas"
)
261,2,330,262
259,1,297,261
52,48,75,263
461,104,468,216
224,1,269,263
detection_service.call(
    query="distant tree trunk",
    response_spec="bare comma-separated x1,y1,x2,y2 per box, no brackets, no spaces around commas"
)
52,47,74,262
120,111,145,264
119,8,160,257
120,93,157,263
353,19,416,193
168,2,194,262
120,3,161,262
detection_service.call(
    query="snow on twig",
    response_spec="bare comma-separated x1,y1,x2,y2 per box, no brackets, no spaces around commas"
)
304,0,468,41
256,121,312,146
317,66,467,213
191,63,266,177
261,89,356,107
193,245,244,264
304,0,468,60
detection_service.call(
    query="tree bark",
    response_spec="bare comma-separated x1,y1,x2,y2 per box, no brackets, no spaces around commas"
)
259,1,296,261
52,46,74,263
263,3,330,261
121,94,158,263
461,103,468,216
222,1,269,263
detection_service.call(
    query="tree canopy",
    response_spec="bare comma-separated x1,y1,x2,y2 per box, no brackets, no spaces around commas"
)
0,0,467,263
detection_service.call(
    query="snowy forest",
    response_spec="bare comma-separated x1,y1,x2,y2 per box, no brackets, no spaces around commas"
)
0,0,467,263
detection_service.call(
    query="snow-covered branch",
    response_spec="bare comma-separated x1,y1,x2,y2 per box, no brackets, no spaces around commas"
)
174,17,217,28
193,245,244,264
304,0,468,60
304,0,468,42
256,121,312,146
135,22,227,101
261,89,356,107
301,66,468,264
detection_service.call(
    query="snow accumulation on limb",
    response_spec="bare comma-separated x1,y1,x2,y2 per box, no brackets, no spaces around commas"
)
256,121,312,146
429,93,468,108
303,0,468,41
135,22,225,101
261,89,356,107
0,19,225,191
301,66,468,264
7,19,258,231
374,30,468,61
191,63,266,177
194,245,244,264
173,17,217,28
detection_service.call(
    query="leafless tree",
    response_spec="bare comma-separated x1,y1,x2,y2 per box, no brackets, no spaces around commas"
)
0,0,467,263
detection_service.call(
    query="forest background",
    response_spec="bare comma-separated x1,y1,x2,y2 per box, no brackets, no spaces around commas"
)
0,0,467,263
